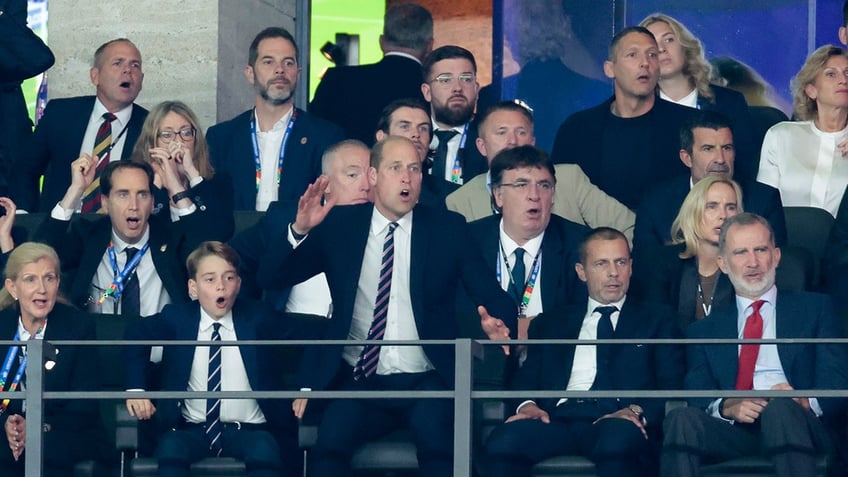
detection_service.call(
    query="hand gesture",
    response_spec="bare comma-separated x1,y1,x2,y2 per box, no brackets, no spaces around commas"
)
478,305,510,356
720,397,768,423
126,398,157,420
771,382,810,410
292,398,308,419
594,407,648,439
292,176,335,236
505,402,550,423
0,197,16,253
169,141,200,181
149,148,186,197
70,153,97,191
5,414,25,461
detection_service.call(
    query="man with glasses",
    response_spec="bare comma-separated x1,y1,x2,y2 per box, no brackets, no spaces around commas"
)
13,38,147,212
207,27,343,211
421,45,487,197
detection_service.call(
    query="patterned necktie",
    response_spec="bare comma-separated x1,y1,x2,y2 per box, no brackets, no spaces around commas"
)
592,306,617,390
735,300,765,390
121,247,141,317
510,248,526,304
206,322,223,456
81,112,117,213
353,222,398,380
432,130,459,182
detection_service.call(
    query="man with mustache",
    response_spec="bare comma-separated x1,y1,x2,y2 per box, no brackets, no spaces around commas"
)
633,110,786,251
13,38,147,213
421,45,487,198
661,212,848,477
207,27,344,211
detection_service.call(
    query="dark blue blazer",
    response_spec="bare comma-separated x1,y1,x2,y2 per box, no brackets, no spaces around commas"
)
684,291,848,416
467,214,590,310
511,301,684,430
206,107,344,211
150,174,236,240
309,54,425,146
13,95,148,212
123,300,292,433
256,203,518,391
633,174,787,251
428,120,487,199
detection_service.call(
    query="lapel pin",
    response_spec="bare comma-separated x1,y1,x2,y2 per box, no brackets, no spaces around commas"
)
300,137,308,144
160,244,167,252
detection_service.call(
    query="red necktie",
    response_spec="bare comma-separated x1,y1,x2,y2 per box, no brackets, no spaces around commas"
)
735,300,765,390
81,113,117,213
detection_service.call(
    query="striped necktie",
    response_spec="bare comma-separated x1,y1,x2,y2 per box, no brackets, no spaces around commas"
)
81,112,117,213
206,322,223,456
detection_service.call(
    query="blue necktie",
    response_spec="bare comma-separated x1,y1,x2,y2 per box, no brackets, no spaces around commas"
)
206,323,223,456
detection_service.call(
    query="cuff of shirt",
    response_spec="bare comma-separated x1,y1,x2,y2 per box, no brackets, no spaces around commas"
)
516,400,536,415
172,203,197,218
809,397,823,417
287,226,308,247
50,203,75,221
189,176,204,188
707,398,735,424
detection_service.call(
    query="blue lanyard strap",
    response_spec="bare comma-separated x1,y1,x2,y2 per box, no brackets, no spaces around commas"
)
0,330,28,415
250,108,297,192
98,241,150,304
496,242,542,315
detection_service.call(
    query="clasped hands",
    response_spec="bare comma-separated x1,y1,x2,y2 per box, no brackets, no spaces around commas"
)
5,414,26,461
720,382,811,424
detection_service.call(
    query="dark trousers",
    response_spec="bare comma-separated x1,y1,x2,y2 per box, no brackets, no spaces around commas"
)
0,427,96,477
484,409,653,477
661,398,832,477
308,367,453,477
156,423,292,477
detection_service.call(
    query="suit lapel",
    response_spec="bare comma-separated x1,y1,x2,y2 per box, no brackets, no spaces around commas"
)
174,304,203,385
775,295,800,375
74,218,115,306
232,303,259,386
539,224,565,310
678,260,699,323
544,306,585,390
409,208,430,324
708,306,741,389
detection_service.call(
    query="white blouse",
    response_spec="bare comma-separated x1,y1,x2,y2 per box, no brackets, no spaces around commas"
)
758,120,848,217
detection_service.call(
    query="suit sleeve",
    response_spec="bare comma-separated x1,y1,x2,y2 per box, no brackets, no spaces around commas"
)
12,98,57,211
256,221,327,291
49,313,99,431
683,322,723,411
33,215,85,272
639,309,685,426
756,126,782,189
308,68,339,121
0,0,54,82
568,165,635,240
811,295,848,417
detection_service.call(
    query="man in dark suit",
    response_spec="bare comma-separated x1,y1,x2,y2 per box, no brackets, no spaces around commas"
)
207,27,344,211
124,242,300,477
310,3,432,145
484,227,684,477
550,27,695,210
634,110,786,250
257,136,516,477
468,145,589,339
421,45,487,196
35,160,227,316
13,38,147,212
661,213,848,477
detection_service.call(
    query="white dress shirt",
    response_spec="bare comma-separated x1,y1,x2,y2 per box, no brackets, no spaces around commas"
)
429,121,469,184
497,220,544,317
660,88,699,109
183,308,265,424
255,107,294,212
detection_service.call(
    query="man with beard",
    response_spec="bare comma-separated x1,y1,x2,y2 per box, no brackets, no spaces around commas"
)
661,213,848,477
207,27,344,211
13,38,147,212
421,45,487,197
633,110,786,251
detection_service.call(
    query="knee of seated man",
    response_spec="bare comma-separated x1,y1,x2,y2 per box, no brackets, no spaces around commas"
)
758,397,809,426
484,421,537,458
241,431,283,463
663,406,709,445
592,419,650,457
155,432,194,463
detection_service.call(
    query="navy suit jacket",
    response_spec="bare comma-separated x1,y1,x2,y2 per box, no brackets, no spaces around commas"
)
428,120,487,199
124,300,292,433
206,107,344,211
13,96,147,212
34,211,226,311
467,214,589,310
256,203,517,391
633,174,787,251
511,301,684,430
309,55,425,145
697,85,759,183
684,291,848,416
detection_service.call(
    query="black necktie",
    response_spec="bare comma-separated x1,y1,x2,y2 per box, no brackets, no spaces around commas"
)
121,247,141,316
592,305,617,391
433,130,458,182
510,248,526,304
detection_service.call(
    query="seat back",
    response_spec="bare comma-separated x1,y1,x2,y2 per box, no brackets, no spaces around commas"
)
783,206,835,289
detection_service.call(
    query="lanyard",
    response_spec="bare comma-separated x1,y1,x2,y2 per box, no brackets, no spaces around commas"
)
0,326,39,415
496,242,542,316
250,108,297,192
449,123,469,184
97,241,150,304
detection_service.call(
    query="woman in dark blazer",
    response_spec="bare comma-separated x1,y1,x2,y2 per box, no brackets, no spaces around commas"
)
0,242,98,477
633,177,742,330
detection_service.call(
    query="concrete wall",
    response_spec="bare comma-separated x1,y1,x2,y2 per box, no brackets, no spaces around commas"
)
46,0,295,131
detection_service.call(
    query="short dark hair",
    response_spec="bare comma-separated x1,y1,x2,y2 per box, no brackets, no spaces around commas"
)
186,241,241,280
383,4,433,52
718,212,775,254
422,45,477,79
608,26,656,61
476,100,534,137
376,98,430,134
249,27,298,66
679,110,734,155
100,160,154,197
93,38,136,68
578,227,630,264
490,145,556,188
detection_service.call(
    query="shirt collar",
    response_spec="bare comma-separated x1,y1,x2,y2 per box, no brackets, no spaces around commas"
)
498,219,544,257
92,98,133,129
586,295,627,317
431,119,467,136
371,207,413,237
735,284,778,316
660,88,699,109
384,51,421,64
111,226,150,254
253,106,294,133
200,306,234,333
17,318,46,341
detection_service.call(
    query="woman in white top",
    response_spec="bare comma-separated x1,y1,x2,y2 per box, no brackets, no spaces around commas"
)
758,45,848,217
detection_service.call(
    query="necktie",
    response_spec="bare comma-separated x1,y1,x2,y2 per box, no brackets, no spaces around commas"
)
353,222,398,380
432,130,459,182
592,306,617,391
735,300,765,390
121,247,141,317
81,113,117,213
206,322,223,456
510,248,526,304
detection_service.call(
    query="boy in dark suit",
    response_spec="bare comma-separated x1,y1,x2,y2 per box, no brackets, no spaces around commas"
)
124,241,299,477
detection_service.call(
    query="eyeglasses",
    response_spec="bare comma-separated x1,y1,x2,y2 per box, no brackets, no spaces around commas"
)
157,127,196,143
499,180,555,193
429,73,476,86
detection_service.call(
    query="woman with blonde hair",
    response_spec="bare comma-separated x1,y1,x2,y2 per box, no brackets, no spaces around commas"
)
633,176,742,329
0,242,99,477
759,45,848,217
639,14,758,181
